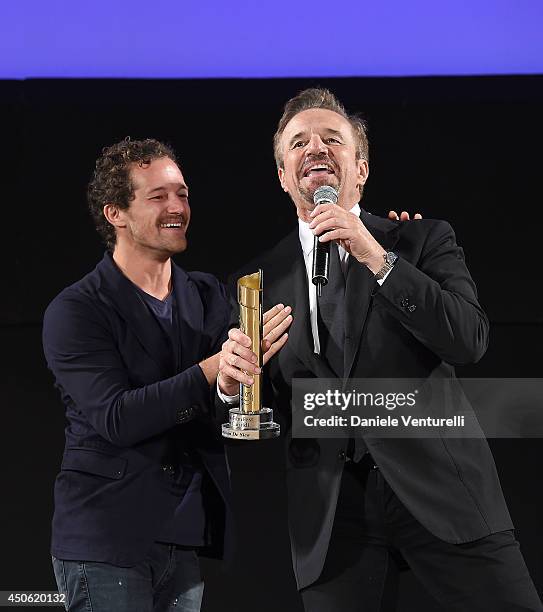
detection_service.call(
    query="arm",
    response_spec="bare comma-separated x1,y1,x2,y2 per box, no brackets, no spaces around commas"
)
374,220,489,365
310,204,487,366
43,293,225,448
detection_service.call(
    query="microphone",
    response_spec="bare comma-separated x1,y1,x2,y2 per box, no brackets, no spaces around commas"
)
311,185,339,297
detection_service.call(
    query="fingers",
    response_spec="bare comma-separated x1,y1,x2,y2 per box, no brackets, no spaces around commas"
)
219,362,255,387
308,205,341,232
310,213,355,238
219,331,261,387
309,202,334,219
223,331,259,370
262,304,292,364
390,211,423,221
317,227,350,243
228,327,252,348
221,306,293,383
223,343,260,374
263,303,284,325
263,305,292,342
262,332,289,366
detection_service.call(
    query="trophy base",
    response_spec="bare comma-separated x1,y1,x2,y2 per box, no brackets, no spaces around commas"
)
222,407,280,440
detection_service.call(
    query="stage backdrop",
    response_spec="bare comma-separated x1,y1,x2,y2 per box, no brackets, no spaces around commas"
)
3,75,543,611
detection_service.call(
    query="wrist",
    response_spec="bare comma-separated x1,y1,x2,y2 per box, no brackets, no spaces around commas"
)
365,246,387,274
218,372,239,397
374,251,399,280
199,354,220,386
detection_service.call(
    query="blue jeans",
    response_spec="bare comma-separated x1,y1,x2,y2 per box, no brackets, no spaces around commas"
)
52,543,204,612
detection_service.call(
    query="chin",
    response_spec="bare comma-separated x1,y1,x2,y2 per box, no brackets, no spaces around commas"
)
301,177,338,198
173,239,188,254
160,238,187,257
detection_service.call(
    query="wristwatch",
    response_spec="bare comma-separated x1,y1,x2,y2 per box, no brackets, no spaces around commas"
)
374,251,398,280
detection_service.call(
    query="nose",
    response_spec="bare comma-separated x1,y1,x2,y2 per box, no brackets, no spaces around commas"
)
167,194,189,216
306,134,328,155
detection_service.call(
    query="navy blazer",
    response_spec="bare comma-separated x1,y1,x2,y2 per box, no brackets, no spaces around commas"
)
43,253,233,566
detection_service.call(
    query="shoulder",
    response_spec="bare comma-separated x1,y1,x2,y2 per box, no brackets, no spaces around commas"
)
364,210,456,249
43,263,110,337
228,229,300,285
397,218,456,246
364,209,451,236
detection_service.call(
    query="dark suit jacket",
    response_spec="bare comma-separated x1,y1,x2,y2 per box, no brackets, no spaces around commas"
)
43,252,233,566
235,210,513,590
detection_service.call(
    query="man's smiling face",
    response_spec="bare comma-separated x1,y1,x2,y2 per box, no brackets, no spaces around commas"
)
113,157,191,258
277,108,368,221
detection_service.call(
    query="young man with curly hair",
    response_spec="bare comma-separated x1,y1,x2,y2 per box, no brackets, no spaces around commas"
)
43,138,290,612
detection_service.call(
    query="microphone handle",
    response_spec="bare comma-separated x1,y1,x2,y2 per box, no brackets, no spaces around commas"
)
312,235,330,297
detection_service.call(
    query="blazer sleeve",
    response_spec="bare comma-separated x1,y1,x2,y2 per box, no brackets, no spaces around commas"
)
372,220,489,366
43,292,217,448
212,287,241,426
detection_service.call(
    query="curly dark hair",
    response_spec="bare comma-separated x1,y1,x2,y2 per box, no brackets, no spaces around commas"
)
87,137,177,250
273,88,369,169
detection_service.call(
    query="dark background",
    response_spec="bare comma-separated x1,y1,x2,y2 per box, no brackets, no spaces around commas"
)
2,75,542,610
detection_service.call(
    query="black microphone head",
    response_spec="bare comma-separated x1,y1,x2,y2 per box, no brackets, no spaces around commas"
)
313,185,339,207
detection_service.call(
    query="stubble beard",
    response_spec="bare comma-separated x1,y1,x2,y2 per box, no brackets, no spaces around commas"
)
135,226,188,259
298,173,341,209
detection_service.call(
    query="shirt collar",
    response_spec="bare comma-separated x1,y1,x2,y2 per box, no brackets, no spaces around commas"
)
298,202,361,257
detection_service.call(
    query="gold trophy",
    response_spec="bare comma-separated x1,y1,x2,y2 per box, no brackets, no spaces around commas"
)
221,270,280,440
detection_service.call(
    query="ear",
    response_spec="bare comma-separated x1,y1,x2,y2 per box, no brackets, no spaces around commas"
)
357,159,369,190
278,166,288,193
103,204,127,229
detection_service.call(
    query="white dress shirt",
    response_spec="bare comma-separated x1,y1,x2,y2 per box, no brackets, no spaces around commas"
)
298,204,390,354
218,205,392,401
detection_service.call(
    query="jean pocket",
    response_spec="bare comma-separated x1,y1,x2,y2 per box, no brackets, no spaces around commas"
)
51,557,69,611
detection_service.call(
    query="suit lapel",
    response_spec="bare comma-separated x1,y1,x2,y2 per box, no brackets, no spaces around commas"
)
266,231,335,378
171,263,204,372
344,210,400,379
97,253,172,375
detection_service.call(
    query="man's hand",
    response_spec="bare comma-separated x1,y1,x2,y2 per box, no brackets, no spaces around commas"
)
388,210,423,221
218,304,292,396
309,204,386,274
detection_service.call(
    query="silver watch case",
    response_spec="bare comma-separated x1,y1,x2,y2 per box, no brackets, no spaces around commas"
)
375,251,398,280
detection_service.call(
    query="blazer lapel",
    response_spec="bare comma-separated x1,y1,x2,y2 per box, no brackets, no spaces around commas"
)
97,253,172,375
264,231,333,377
344,210,400,379
171,263,204,372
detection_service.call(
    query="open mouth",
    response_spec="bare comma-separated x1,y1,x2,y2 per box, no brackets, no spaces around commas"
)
303,163,335,177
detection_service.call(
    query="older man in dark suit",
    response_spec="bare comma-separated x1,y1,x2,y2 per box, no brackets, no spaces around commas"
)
218,90,542,611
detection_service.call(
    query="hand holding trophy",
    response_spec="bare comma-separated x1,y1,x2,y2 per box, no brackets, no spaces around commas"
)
221,270,288,440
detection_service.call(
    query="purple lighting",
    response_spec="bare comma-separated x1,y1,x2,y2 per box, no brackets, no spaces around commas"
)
4,0,543,78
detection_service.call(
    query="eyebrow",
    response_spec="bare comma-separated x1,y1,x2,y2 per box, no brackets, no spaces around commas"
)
146,184,188,195
288,128,344,147
288,131,306,146
325,129,344,139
